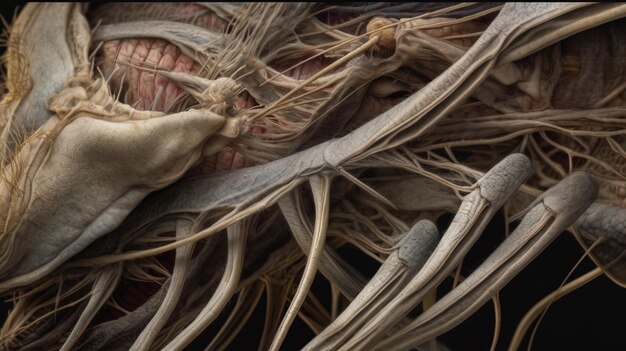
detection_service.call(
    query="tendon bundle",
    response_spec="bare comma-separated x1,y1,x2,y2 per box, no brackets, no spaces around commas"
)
0,3,624,351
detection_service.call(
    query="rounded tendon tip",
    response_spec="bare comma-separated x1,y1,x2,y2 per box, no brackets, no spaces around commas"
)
398,219,440,268
477,153,532,206
541,171,598,222
366,17,396,57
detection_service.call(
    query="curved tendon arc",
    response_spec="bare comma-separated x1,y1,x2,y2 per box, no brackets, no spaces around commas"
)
268,174,332,351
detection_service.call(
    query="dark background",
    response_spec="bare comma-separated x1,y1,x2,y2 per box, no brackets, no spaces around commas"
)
0,2,624,351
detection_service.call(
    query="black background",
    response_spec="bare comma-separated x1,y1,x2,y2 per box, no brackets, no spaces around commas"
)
0,2,624,351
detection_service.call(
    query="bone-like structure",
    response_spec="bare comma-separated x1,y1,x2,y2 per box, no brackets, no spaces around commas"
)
303,219,440,350
0,2,625,350
372,172,598,350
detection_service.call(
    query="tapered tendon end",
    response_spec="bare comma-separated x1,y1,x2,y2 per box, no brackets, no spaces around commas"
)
477,153,532,207
398,219,440,269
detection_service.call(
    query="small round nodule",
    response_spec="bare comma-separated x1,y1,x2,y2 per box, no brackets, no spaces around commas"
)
366,17,397,57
